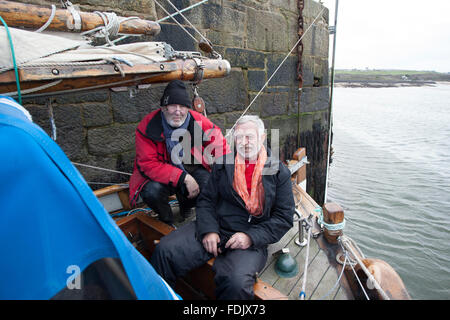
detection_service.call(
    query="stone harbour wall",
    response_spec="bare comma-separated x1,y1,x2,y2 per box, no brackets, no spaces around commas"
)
18,0,330,204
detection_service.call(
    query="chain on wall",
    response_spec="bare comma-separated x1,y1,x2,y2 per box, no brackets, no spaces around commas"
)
297,0,305,146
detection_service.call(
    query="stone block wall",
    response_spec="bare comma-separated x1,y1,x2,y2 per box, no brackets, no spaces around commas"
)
18,0,330,203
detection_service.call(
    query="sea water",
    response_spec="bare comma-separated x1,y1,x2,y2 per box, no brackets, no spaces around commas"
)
326,83,450,299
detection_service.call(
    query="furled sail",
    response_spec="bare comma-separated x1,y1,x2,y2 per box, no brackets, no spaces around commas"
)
0,27,230,97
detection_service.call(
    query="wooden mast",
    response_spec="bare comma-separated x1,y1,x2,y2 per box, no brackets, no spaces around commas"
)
0,0,160,36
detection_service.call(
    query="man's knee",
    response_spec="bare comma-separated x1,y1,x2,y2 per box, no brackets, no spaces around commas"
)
141,181,169,203
192,168,211,190
215,273,254,300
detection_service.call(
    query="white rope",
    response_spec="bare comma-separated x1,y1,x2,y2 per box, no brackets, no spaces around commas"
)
153,0,199,44
3,80,62,97
316,251,349,300
65,1,82,31
225,7,326,138
349,257,370,300
47,99,57,141
35,4,56,33
164,0,210,44
19,74,161,98
72,162,132,176
86,182,129,186
20,60,110,68
157,0,209,23
299,214,313,300
340,235,390,300
80,11,140,46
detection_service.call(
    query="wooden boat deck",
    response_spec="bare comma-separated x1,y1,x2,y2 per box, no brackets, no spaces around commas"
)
259,225,352,300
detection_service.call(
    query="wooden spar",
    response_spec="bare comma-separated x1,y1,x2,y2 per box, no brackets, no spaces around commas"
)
0,0,160,36
0,58,231,96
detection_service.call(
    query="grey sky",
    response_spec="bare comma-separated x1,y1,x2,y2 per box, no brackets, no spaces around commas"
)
320,0,450,72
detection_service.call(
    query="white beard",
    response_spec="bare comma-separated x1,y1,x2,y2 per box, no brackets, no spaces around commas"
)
164,113,188,128
236,144,260,161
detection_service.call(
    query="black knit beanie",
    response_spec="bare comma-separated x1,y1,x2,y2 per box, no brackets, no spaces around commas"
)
160,80,192,108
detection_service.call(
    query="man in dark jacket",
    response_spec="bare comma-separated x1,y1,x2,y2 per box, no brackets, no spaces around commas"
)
129,80,229,226
150,115,294,299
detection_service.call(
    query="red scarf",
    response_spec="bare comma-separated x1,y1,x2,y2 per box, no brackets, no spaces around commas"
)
233,145,267,216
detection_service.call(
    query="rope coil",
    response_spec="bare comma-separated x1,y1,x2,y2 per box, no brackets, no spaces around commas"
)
80,11,140,46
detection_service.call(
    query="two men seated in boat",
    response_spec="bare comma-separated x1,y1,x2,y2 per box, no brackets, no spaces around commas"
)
129,80,229,226
129,81,294,299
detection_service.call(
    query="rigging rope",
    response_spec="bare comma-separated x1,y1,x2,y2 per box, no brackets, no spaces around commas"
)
298,212,315,300
167,0,221,58
155,0,220,58
72,162,132,176
0,16,22,104
157,0,209,23
164,0,211,46
225,7,326,138
2,80,62,97
317,250,349,300
349,256,370,300
339,235,390,300
47,99,57,141
34,4,56,33
87,182,129,186
80,11,141,46
153,0,199,44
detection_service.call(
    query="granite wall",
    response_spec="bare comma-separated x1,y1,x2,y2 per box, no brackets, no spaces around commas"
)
18,0,330,204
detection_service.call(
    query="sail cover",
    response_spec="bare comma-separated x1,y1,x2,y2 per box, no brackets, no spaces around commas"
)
1,26,172,73
0,26,87,72
0,95,180,300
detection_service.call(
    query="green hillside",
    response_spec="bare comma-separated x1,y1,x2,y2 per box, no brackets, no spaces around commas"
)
333,69,450,87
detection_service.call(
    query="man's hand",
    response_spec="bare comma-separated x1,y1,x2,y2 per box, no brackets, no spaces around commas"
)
184,174,200,199
202,232,221,257
225,232,252,250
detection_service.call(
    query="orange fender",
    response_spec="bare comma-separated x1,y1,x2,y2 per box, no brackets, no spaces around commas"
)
361,258,411,300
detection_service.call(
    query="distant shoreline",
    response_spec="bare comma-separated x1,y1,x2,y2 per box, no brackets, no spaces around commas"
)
333,69,450,88
333,81,450,88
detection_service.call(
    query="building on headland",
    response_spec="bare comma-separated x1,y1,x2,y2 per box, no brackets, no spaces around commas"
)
19,0,330,204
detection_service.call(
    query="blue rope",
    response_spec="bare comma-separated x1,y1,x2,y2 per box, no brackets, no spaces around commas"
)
316,207,346,231
111,208,152,218
0,16,22,104
299,291,306,299
110,200,179,218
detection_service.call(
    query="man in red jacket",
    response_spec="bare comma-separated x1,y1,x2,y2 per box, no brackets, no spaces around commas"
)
129,80,230,226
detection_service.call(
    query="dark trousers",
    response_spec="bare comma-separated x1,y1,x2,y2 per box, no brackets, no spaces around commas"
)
150,222,268,300
139,166,210,224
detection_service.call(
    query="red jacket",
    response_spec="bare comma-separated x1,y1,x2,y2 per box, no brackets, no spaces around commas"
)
129,109,230,207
